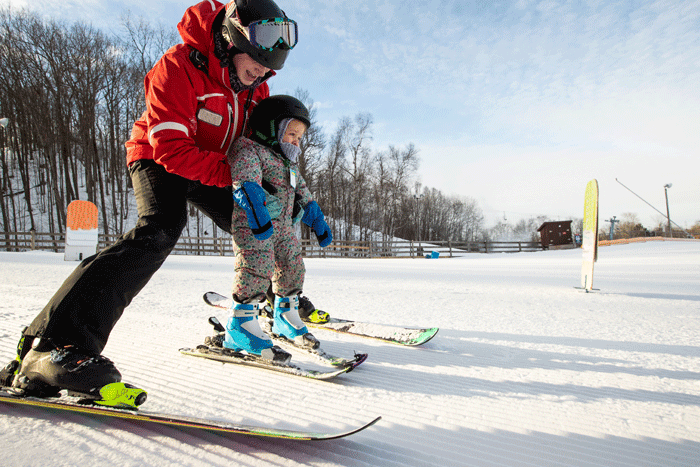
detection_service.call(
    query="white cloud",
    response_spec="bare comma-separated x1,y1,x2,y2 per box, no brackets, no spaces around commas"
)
323,25,347,38
0,0,29,9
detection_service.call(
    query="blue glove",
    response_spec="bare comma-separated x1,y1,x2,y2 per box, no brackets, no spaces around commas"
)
233,181,273,241
302,201,332,247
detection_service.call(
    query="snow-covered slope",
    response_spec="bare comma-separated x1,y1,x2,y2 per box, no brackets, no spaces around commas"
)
1,241,699,466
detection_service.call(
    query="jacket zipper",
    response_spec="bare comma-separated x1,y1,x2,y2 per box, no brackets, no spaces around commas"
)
222,101,234,151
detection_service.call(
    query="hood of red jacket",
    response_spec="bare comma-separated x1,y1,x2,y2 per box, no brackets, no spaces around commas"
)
177,0,224,56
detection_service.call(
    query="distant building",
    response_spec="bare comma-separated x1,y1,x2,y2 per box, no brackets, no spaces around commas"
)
537,221,573,249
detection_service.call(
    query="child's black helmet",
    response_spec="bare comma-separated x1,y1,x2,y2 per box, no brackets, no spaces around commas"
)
249,95,310,149
221,0,297,70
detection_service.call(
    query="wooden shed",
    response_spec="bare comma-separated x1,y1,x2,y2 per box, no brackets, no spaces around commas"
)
537,221,573,249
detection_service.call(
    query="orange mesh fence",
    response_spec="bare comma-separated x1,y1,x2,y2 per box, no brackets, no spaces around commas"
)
66,200,98,231
599,237,697,246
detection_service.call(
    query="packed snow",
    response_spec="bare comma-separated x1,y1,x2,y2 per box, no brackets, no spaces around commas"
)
1,240,699,466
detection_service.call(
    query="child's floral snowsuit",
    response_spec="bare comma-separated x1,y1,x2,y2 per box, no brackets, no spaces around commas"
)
228,137,314,301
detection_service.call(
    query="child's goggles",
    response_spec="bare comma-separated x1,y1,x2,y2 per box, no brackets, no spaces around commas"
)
236,18,298,51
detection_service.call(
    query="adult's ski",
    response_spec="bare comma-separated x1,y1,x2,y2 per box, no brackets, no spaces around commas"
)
0,388,380,440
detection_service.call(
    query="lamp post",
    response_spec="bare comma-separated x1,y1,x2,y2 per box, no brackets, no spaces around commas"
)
663,183,672,238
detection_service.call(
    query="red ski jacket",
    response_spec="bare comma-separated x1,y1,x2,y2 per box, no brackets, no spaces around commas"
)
125,0,273,187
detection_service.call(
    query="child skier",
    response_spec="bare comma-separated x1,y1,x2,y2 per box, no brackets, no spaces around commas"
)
223,95,332,362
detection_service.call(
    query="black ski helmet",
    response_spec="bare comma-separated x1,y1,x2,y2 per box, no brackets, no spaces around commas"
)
221,0,296,70
249,95,310,149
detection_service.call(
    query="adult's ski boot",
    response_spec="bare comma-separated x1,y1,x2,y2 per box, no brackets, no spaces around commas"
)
12,341,122,395
8,340,145,408
2,333,145,408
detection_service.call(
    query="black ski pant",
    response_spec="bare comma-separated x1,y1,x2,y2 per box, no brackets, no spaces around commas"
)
22,160,233,356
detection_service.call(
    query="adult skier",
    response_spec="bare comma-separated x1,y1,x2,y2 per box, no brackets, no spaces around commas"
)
0,0,298,403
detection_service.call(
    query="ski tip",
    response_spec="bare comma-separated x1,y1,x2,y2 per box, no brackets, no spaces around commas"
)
358,415,382,431
351,353,369,367
331,415,382,439
404,327,439,346
202,291,217,304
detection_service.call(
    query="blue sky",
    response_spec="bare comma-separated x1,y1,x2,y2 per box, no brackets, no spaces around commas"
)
2,0,698,229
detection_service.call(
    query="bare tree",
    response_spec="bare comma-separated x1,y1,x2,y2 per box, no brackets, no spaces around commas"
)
99,43,137,234
317,118,350,238
120,13,179,79
343,114,373,240
294,88,325,183
385,143,419,239
617,212,647,238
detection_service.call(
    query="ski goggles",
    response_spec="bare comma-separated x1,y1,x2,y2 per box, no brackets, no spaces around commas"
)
236,17,298,51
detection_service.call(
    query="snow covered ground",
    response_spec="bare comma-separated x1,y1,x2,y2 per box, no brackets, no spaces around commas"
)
1,240,699,466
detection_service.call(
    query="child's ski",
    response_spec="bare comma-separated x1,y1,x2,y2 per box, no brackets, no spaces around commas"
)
203,292,369,366
203,291,439,346
179,345,359,380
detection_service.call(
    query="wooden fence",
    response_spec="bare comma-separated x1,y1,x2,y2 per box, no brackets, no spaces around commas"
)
0,231,545,258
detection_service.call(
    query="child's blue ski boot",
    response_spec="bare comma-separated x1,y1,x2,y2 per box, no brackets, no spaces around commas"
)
224,300,291,363
272,295,320,350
